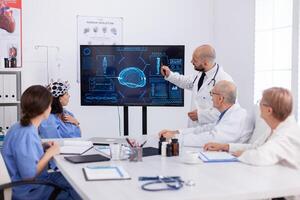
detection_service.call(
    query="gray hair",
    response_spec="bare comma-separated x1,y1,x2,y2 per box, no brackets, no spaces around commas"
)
215,80,237,104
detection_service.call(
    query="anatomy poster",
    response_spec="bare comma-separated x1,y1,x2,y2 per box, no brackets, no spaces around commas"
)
77,16,123,82
0,0,22,68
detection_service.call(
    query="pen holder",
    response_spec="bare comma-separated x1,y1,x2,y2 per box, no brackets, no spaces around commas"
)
129,146,143,162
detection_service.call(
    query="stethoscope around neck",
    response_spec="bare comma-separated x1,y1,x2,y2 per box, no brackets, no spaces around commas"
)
192,63,220,87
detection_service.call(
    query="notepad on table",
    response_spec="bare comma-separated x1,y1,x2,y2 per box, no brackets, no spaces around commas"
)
60,140,93,155
83,166,131,181
198,151,238,163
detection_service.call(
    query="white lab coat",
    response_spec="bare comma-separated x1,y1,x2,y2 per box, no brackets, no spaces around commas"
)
165,64,233,127
238,115,300,169
178,103,252,147
228,105,271,152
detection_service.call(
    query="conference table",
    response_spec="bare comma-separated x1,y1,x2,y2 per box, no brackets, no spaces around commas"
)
54,147,300,200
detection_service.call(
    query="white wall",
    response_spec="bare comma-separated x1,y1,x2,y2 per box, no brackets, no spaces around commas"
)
20,0,216,139
212,0,255,112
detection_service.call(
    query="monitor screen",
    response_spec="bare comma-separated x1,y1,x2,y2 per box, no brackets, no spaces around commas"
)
80,45,184,106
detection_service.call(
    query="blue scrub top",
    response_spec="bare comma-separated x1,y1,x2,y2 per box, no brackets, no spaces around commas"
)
39,109,81,138
1,123,49,199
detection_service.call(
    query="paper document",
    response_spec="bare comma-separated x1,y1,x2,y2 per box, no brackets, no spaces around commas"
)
83,166,131,181
199,151,238,163
94,146,111,157
60,140,93,155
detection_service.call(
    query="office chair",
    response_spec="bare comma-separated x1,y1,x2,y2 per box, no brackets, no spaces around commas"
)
0,153,65,200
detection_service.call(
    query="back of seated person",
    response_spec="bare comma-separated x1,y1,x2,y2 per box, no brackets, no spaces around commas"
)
39,80,81,138
1,85,81,199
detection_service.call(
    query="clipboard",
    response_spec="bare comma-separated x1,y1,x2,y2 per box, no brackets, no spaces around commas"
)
83,166,131,181
198,151,238,163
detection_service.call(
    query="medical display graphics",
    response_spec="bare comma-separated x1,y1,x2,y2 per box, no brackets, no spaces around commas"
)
80,45,184,106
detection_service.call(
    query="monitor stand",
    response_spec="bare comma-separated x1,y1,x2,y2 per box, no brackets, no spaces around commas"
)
123,106,147,136
124,106,129,136
142,106,147,135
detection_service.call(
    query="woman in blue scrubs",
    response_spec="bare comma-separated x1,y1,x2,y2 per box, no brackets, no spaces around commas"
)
39,80,81,138
1,85,81,200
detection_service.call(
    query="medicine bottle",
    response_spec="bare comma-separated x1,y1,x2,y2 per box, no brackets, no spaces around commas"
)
158,136,166,154
4,58,9,68
166,143,172,157
10,57,16,68
161,141,168,156
171,138,179,156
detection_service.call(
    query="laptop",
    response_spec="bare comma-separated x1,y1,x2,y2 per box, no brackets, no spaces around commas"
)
89,137,127,146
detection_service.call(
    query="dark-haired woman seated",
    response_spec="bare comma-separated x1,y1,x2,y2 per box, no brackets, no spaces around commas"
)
1,85,81,199
39,80,81,138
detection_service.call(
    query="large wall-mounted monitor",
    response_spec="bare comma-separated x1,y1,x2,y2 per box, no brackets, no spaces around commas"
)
80,45,184,106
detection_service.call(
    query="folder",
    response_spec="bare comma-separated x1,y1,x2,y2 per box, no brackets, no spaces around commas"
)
4,106,17,131
65,154,110,164
0,107,4,131
198,151,238,163
83,166,131,181
3,74,16,103
0,75,3,103
8,74,17,102
60,140,94,155
142,147,159,157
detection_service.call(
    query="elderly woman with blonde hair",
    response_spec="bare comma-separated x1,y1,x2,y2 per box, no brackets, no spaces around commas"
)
235,87,300,169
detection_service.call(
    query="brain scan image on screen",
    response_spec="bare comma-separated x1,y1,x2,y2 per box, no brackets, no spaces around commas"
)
80,45,184,106
118,67,146,88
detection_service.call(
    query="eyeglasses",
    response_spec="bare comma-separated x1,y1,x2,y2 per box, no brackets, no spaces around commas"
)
210,91,221,96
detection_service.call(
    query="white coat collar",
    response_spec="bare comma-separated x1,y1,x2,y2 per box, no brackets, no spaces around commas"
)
204,63,219,79
273,115,296,135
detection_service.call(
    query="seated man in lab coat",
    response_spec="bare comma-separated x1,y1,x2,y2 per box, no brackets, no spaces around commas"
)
159,80,252,147
203,104,271,152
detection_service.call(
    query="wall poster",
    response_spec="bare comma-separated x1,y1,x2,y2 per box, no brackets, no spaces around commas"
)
77,15,123,82
0,0,22,68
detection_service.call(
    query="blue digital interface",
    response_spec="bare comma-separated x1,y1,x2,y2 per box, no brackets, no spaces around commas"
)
80,45,184,106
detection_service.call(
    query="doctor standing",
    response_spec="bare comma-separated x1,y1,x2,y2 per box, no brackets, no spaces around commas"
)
161,44,233,127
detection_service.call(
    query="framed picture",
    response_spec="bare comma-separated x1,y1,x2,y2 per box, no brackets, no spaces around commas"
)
0,0,22,68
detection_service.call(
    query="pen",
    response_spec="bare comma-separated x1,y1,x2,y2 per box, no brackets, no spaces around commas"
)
126,138,134,147
140,140,147,147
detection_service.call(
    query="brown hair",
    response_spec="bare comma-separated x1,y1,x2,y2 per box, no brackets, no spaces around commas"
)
262,87,293,121
20,85,53,126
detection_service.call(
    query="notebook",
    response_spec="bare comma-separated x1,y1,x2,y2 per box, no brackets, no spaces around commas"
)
83,166,131,181
60,140,93,155
142,147,159,157
64,154,110,164
198,151,238,163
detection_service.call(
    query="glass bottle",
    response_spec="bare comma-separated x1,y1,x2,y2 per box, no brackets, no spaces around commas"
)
158,136,166,155
171,138,179,156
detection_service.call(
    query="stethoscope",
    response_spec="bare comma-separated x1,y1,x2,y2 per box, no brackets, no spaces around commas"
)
139,176,184,192
192,63,220,87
